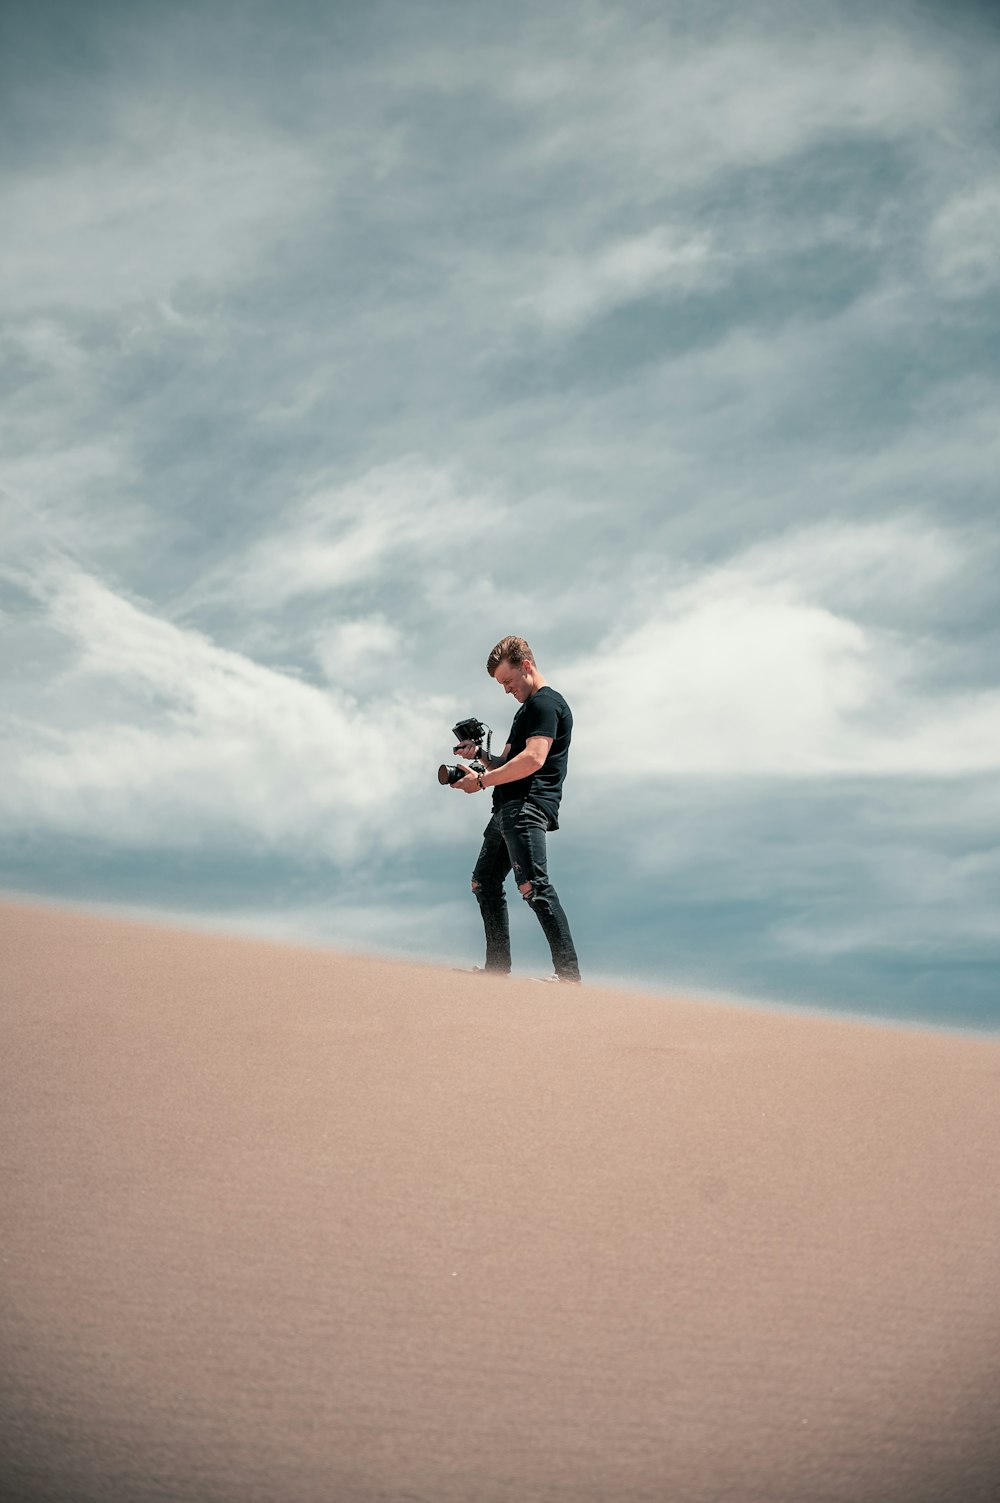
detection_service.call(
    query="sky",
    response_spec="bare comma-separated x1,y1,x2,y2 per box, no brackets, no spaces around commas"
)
2,0,999,1030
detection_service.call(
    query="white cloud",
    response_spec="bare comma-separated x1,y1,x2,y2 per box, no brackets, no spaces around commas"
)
504,22,958,193
10,317,92,374
1,442,132,526
0,117,323,313
854,691,1000,777
563,573,872,775
313,616,402,683
176,457,501,616
926,180,1000,298
517,227,719,330
560,518,1000,778
733,517,965,617
2,563,452,860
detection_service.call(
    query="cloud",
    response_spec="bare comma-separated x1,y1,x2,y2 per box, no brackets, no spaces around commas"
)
0,116,324,314
175,458,500,618
771,829,1000,960
560,518,1000,778
926,180,1000,298
732,517,966,619
3,561,451,861
502,16,960,197
312,616,402,684
517,227,719,331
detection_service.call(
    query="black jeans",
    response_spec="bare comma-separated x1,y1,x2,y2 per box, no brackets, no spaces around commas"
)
471,799,581,981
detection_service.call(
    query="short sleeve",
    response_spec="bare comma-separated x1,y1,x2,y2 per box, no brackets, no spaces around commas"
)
523,693,559,741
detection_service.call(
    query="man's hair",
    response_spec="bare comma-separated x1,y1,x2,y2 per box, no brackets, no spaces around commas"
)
487,635,535,677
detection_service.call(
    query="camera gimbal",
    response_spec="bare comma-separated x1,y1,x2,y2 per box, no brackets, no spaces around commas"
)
438,717,492,786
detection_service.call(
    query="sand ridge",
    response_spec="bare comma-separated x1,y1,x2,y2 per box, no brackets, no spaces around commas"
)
2,896,999,1502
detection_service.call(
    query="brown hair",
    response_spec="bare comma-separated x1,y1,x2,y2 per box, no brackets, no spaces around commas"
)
487,635,535,677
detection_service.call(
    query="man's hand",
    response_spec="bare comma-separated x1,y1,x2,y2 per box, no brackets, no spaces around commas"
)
450,769,483,794
454,740,480,759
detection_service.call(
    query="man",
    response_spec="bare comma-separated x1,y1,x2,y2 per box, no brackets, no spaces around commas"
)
452,635,581,983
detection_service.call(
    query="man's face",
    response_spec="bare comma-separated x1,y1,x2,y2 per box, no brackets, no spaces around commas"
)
494,659,535,702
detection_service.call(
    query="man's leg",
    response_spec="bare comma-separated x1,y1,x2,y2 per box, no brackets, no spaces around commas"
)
471,812,513,974
501,802,581,982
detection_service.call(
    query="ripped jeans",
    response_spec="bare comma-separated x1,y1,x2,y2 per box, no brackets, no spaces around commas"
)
471,799,581,981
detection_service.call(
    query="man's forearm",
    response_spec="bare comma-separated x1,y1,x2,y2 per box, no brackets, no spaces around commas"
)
483,749,542,786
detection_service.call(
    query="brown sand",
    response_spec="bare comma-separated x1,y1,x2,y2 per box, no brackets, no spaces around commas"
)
1,897,998,1503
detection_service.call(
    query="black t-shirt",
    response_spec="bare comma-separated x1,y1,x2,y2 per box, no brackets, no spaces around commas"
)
495,686,573,828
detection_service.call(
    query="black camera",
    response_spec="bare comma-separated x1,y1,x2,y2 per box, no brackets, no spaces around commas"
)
451,717,487,753
438,717,491,787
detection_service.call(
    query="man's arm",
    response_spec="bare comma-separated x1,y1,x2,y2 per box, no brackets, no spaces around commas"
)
451,736,552,794
481,735,551,787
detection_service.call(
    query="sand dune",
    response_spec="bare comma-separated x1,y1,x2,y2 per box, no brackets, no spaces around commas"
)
2,896,998,1502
